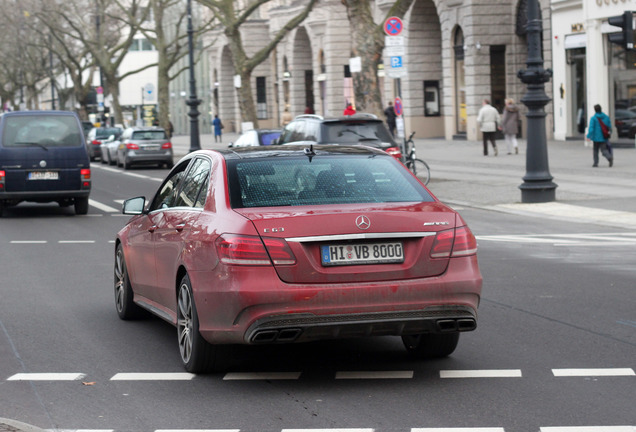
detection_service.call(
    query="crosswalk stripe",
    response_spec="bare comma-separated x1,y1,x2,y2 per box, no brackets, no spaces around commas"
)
540,427,635,432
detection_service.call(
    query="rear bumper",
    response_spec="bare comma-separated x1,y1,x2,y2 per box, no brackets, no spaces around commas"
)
190,255,482,345
125,150,173,164
0,189,90,203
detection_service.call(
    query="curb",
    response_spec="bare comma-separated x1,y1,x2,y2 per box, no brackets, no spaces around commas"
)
0,419,45,432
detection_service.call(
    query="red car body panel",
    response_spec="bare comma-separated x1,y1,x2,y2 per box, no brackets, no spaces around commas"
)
117,148,482,346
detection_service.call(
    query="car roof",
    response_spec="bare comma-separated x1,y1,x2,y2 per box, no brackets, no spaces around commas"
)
1,110,80,118
215,144,388,160
128,126,165,131
293,113,381,123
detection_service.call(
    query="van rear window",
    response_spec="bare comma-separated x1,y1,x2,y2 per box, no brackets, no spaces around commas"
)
2,115,82,148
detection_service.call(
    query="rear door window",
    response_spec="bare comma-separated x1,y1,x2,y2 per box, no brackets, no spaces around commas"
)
2,114,83,148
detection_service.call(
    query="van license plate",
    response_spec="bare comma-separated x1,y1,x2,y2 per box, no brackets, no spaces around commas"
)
321,242,404,266
28,171,59,180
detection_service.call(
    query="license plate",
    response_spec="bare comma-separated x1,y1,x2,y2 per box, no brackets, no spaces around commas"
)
28,171,59,180
321,242,404,266
143,145,160,151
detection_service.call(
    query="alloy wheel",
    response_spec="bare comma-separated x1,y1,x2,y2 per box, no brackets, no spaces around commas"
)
177,283,194,364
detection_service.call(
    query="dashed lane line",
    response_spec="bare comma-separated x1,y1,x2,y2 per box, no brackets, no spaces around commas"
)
440,370,523,379
335,371,414,379
552,368,635,377
110,372,195,381
540,427,636,432
7,373,86,381
89,199,119,213
223,372,302,380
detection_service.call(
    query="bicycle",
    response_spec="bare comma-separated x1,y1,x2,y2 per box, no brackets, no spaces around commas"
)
403,132,430,185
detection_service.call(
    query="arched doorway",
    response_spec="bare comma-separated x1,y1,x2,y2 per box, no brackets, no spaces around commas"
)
292,27,314,115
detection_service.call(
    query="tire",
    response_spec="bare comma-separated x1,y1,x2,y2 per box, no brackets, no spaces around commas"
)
177,274,216,373
409,158,430,185
74,197,89,215
114,244,142,320
402,332,460,359
101,151,109,164
123,158,130,170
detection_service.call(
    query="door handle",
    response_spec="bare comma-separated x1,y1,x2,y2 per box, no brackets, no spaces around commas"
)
175,223,186,232
148,225,157,233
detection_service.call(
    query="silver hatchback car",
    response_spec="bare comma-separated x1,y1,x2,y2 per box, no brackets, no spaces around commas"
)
116,126,174,170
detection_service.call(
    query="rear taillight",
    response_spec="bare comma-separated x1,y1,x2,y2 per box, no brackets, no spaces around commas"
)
216,234,296,266
126,143,140,150
386,146,402,160
0,170,5,190
91,140,101,146
430,226,477,258
162,142,172,149
80,168,91,188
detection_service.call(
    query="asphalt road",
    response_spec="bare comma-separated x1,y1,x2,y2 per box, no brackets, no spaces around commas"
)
0,160,634,432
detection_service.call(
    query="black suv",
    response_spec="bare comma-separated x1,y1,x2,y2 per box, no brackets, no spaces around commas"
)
277,113,402,159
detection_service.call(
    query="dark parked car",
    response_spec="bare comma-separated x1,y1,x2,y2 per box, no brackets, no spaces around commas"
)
613,109,636,138
277,113,402,159
116,126,173,169
228,128,282,147
115,145,482,372
0,111,91,216
86,127,123,161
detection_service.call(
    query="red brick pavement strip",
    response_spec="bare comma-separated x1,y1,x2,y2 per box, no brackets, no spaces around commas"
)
0,419,44,432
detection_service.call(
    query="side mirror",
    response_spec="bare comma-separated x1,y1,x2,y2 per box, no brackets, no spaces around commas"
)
122,196,146,215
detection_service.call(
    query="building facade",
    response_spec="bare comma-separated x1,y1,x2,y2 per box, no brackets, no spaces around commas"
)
204,0,554,141
551,0,636,141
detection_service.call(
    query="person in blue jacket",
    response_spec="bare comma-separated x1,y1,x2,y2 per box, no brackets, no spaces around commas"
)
586,104,613,167
212,114,223,143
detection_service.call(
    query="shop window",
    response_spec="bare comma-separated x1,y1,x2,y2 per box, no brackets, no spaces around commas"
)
256,77,267,119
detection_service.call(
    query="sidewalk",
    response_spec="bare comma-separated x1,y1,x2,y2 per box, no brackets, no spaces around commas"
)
172,133,636,229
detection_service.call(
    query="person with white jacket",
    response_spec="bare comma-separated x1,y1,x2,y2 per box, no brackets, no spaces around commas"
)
477,99,501,156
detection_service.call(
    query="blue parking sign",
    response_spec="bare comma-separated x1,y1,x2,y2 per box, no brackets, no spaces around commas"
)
391,56,402,68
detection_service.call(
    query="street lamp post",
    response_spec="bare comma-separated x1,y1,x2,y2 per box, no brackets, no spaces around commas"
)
186,0,201,152
517,0,557,203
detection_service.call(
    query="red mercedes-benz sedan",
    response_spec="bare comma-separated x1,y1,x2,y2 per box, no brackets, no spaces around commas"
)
114,145,482,372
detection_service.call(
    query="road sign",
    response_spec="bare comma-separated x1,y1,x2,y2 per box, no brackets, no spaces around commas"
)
384,17,403,36
390,56,403,68
385,45,405,56
386,68,407,78
385,36,404,47
394,97,403,116
96,86,103,94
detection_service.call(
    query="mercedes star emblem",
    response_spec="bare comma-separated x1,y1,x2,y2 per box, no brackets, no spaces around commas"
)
355,215,371,230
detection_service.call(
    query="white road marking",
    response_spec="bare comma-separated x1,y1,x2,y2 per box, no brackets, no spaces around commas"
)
335,371,413,379
10,240,47,244
158,430,240,432
552,368,635,377
477,232,636,247
8,373,86,381
92,164,162,182
110,372,195,380
282,429,375,432
89,199,119,213
412,429,505,432
540,427,636,432
223,372,302,380
58,240,96,244
440,369,522,378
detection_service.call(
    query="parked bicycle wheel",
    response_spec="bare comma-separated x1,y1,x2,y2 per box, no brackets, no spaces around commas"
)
408,158,430,185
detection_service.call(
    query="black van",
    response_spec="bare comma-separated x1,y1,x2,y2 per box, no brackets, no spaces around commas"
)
0,111,91,216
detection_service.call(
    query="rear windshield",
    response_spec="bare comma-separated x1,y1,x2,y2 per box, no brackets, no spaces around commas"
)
2,114,83,148
96,128,123,139
321,121,395,145
132,130,166,140
227,154,433,208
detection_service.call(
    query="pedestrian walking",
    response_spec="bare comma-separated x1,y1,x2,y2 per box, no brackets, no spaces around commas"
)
343,103,356,116
476,99,501,156
212,114,223,143
281,106,292,127
586,104,613,167
167,121,174,139
501,98,520,155
384,101,397,137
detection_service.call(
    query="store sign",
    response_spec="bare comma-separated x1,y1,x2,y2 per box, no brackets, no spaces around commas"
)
571,23,584,33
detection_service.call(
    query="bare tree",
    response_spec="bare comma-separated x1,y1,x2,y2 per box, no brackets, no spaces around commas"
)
196,0,318,127
342,0,414,117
